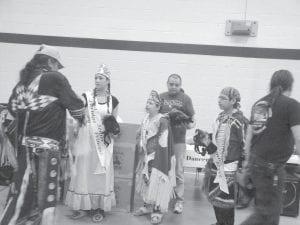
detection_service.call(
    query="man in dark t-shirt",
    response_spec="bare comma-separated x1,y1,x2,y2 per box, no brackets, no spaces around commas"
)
251,95,300,163
160,74,195,214
240,70,300,225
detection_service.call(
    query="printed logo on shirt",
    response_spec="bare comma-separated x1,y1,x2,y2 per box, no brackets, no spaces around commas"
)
163,99,183,108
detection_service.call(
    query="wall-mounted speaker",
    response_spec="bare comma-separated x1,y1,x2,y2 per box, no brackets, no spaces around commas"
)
225,20,258,37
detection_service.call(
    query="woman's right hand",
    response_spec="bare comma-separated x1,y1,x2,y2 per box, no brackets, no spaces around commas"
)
78,115,87,127
73,126,79,138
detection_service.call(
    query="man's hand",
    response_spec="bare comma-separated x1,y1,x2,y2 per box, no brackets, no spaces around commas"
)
252,125,266,135
291,125,300,156
168,108,195,128
185,115,196,129
236,166,252,189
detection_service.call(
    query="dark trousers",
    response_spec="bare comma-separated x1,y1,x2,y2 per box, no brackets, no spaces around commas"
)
213,206,234,225
240,161,285,225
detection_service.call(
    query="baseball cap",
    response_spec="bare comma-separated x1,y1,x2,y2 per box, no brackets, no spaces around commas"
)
35,44,64,69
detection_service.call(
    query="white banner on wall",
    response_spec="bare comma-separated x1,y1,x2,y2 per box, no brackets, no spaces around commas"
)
184,145,299,168
184,145,210,168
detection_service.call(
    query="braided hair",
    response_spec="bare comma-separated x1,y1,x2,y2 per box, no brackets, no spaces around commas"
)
93,88,97,106
107,83,111,113
269,70,294,107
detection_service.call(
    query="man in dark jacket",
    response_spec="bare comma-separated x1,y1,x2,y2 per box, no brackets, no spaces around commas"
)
1,44,85,225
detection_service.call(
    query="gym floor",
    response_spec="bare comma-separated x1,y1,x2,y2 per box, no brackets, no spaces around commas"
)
0,172,299,225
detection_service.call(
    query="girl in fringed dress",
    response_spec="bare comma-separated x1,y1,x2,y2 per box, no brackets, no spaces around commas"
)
134,90,176,224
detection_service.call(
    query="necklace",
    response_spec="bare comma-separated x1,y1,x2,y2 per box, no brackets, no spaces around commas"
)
96,95,108,105
95,89,108,102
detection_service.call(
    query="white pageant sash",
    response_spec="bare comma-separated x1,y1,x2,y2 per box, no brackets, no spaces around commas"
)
85,91,113,174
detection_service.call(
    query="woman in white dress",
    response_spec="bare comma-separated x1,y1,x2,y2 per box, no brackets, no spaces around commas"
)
65,64,119,223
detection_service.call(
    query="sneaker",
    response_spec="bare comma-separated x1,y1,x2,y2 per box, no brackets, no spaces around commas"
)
67,210,87,220
173,202,183,214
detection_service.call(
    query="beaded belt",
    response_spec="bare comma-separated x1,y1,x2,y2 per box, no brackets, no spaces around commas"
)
22,136,60,151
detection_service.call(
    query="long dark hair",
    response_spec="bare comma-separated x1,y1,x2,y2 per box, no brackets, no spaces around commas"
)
19,54,52,86
269,70,294,107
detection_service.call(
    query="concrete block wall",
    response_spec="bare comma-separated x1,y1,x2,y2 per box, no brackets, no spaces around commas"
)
0,0,300,134
1,0,300,48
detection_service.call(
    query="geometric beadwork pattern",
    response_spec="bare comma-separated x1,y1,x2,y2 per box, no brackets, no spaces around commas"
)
22,136,60,150
11,75,58,112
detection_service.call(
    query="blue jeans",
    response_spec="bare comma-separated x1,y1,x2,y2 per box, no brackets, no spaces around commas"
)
240,157,285,225
173,143,186,203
